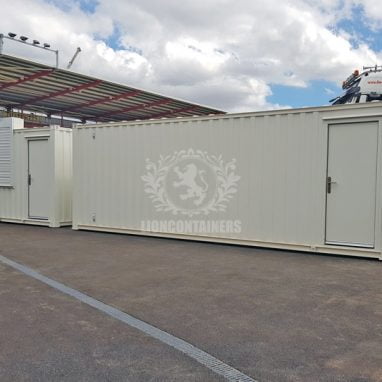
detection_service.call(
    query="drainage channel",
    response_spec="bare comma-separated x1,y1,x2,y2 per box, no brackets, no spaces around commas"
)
0,255,257,382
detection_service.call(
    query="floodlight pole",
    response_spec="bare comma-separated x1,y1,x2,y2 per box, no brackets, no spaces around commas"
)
0,33,59,68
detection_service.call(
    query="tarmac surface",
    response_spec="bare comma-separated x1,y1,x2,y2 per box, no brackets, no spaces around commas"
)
0,222,381,382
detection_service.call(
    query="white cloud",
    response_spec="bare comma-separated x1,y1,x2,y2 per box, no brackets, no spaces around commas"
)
352,0,382,27
165,38,231,72
1,0,382,112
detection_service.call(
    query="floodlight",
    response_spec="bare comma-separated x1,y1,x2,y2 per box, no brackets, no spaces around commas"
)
0,32,58,67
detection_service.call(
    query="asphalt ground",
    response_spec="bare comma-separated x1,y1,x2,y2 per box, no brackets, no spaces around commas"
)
0,222,381,382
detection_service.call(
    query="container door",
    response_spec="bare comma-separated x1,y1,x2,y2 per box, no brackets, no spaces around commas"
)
28,139,50,220
325,122,378,248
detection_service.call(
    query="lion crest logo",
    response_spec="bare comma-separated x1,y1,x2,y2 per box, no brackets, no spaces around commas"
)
142,149,240,217
173,163,209,206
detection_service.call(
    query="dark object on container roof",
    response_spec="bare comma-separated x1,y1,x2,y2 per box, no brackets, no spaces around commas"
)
331,65,382,105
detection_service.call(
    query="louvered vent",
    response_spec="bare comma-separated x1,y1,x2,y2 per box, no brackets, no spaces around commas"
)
0,125,12,186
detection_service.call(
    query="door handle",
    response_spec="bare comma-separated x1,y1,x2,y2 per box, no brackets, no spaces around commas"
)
327,176,337,194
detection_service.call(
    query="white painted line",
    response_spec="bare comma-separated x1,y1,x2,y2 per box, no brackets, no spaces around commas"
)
0,255,257,382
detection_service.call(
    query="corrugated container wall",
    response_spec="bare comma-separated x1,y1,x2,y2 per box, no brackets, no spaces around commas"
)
0,118,72,227
73,104,382,260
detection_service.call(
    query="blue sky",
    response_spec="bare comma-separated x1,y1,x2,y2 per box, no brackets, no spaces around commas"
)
269,81,342,108
335,5,382,52
2,0,382,111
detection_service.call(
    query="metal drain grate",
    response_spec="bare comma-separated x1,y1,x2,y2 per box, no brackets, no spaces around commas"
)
0,255,257,382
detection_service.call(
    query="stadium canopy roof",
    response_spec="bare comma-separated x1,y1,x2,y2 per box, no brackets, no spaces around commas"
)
0,54,225,124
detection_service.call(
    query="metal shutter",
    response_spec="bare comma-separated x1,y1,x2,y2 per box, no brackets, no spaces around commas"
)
0,125,12,186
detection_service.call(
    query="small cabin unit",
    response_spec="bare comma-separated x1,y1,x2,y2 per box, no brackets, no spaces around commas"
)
0,118,72,227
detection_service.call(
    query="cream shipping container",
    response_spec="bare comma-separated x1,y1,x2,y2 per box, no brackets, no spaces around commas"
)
0,118,72,227
73,103,382,260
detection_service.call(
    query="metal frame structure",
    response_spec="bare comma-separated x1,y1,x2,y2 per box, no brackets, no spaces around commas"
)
0,54,224,126
0,34,59,67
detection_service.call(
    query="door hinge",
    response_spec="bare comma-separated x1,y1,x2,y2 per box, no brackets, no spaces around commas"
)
28,174,31,186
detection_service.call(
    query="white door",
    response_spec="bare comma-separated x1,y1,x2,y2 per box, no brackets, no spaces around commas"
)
326,122,378,248
28,139,50,220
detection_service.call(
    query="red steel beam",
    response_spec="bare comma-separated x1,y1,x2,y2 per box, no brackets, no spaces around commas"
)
97,98,173,120
61,90,142,113
0,69,54,91
16,79,102,107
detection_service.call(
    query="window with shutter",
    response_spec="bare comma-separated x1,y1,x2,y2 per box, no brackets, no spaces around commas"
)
0,125,12,186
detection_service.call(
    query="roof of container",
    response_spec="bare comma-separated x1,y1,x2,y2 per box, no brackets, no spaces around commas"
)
0,54,224,123
75,101,382,128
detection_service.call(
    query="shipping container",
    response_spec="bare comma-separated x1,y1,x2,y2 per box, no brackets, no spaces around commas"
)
73,103,382,260
0,118,72,227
